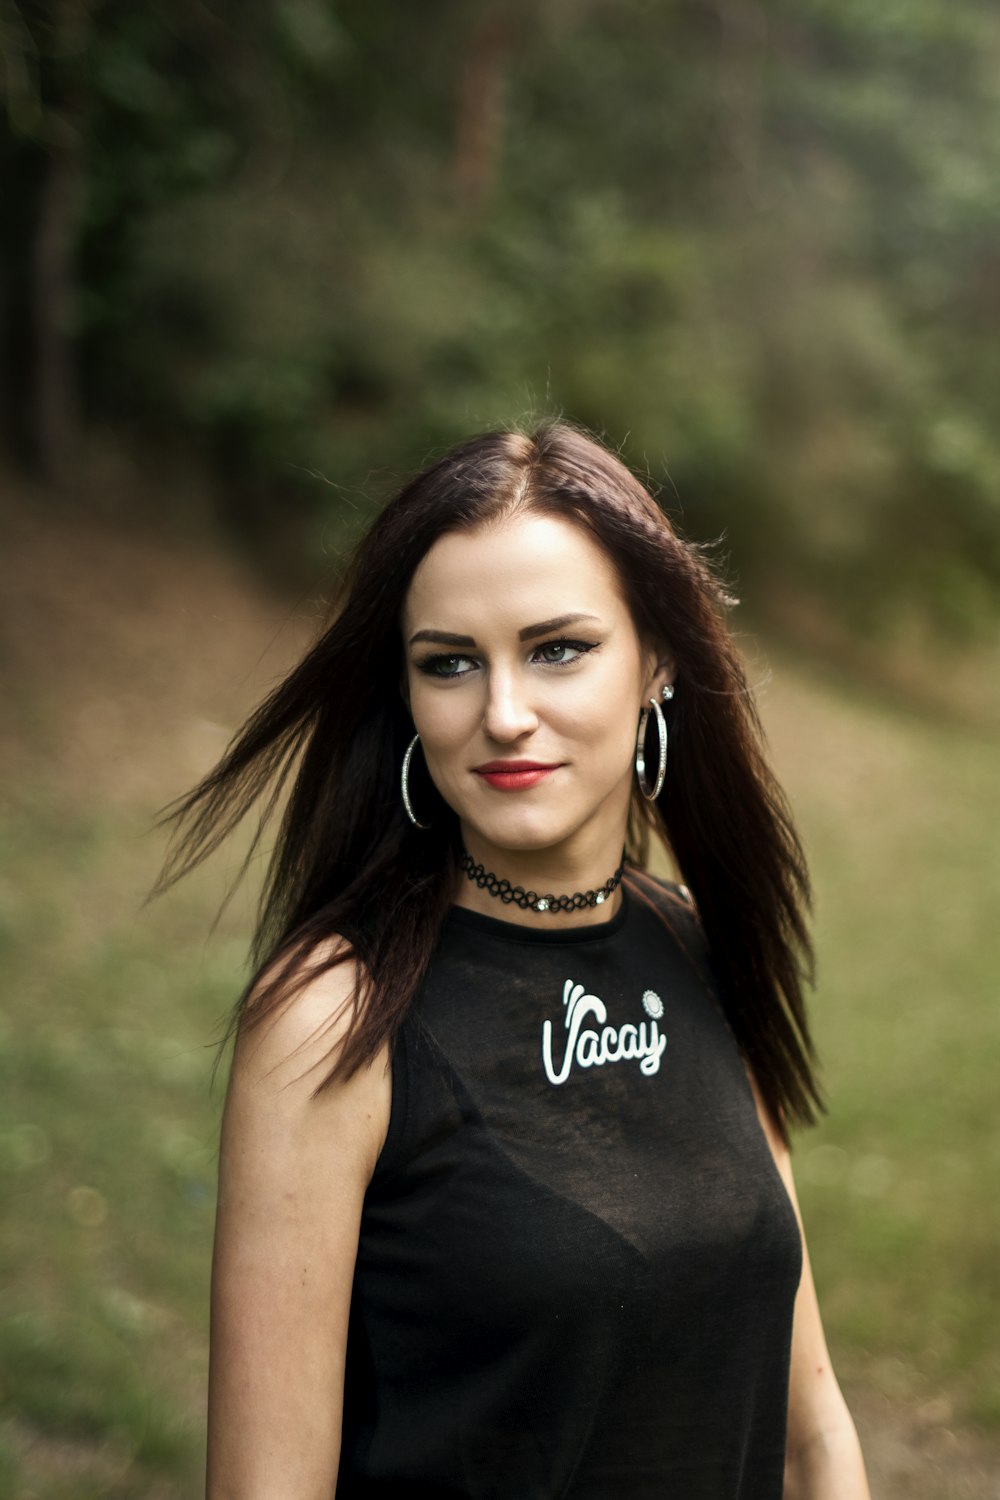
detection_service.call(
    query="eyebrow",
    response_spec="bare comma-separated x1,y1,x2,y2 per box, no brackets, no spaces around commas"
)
408,612,603,649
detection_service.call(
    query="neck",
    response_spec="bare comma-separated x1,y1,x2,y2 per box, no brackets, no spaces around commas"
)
453,828,627,930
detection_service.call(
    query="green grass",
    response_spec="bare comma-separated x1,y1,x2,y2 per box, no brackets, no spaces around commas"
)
1,640,997,1493
0,794,242,1497
760,657,1000,1430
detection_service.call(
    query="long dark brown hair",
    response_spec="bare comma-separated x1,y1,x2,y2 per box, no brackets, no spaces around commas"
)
157,421,826,1143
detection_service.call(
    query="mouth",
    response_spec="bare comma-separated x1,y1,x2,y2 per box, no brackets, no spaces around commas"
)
475,760,560,773
473,761,564,792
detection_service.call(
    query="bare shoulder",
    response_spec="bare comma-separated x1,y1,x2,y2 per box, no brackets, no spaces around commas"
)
208,935,392,1496
225,934,392,1186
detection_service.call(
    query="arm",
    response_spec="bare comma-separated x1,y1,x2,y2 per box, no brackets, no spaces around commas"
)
206,945,391,1500
744,1065,872,1500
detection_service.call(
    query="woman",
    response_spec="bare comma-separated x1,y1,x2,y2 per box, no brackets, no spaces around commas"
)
161,422,872,1498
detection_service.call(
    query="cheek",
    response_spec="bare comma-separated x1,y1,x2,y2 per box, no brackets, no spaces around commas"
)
410,682,478,751
544,703,639,794
555,659,641,741
589,706,641,771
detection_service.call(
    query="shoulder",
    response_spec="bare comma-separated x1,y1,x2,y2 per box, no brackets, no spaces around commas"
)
226,934,391,1185
209,938,388,1493
624,865,707,960
625,865,696,912
233,934,358,1087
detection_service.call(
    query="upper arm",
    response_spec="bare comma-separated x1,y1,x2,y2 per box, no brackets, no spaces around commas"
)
206,943,392,1500
742,1064,855,1455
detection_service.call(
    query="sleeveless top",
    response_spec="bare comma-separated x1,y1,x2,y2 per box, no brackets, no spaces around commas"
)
336,869,803,1499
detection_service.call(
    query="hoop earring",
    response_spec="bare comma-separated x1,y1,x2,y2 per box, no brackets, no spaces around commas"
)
635,696,668,801
401,733,432,829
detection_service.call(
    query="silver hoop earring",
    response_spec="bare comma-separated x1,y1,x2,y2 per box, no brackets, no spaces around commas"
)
401,733,432,829
635,696,668,801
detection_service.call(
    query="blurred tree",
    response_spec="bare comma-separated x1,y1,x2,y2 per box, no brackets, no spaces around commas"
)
0,0,316,477
1,0,998,632
453,7,516,209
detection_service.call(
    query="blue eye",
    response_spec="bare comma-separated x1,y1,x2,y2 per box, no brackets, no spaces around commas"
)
415,639,598,679
418,654,475,679
535,640,595,666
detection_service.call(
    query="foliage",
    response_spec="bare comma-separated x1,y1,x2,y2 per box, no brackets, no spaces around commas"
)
2,0,1000,629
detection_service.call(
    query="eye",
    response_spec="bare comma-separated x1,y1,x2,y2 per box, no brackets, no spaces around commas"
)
416,653,477,679
414,639,598,679
533,639,598,667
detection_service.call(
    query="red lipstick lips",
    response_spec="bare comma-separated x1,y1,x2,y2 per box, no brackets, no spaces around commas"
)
474,760,562,791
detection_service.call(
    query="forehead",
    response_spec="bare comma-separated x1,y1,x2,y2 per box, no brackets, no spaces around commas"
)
402,512,627,631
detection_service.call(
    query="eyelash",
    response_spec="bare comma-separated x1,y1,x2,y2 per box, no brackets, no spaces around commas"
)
416,639,600,680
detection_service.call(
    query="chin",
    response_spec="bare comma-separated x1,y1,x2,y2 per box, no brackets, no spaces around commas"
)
461,806,588,856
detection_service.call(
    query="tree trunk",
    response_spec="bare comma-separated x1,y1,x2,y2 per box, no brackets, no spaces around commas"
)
32,0,89,489
34,138,83,487
453,11,516,209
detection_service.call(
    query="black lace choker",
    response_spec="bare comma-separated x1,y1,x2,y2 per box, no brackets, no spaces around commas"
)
458,846,627,914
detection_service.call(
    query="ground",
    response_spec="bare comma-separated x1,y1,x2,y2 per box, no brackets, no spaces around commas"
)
1,486,997,1498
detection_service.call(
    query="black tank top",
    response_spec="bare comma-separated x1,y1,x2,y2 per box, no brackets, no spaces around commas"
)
337,869,803,1499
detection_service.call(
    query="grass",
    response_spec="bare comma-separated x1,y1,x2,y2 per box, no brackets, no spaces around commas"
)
0,794,241,1497
759,657,1000,1430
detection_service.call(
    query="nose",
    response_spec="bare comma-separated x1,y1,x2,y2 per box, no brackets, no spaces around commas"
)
482,665,539,743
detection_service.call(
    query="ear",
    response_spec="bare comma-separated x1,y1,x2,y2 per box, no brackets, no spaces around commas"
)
641,642,676,703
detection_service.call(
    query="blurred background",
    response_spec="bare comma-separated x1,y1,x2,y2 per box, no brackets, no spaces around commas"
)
1,2,998,1496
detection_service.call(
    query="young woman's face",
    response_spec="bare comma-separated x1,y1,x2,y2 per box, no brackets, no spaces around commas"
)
401,510,672,863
